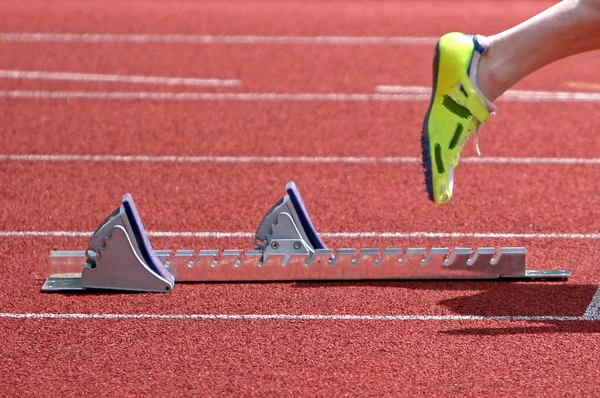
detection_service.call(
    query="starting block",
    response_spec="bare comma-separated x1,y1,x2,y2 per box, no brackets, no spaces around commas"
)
41,182,571,293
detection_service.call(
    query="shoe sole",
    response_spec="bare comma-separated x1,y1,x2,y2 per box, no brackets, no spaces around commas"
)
421,42,441,203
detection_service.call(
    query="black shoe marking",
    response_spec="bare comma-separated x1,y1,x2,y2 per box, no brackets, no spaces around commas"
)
434,144,445,174
448,123,463,150
442,94,472,120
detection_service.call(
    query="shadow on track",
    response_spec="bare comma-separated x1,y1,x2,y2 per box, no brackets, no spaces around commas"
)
291,280,600,334
440,320,600,335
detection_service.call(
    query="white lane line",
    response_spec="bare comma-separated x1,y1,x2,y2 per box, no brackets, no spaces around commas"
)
0,312,595,321
1,89,598,102
584,286,600,319
0,230,253,238
0,32,437,46
374,85,600,102
375,85,431,93
0,90,429,101
3,154,600,166
4,230,600,240
0,154,418,164
0,70,240,87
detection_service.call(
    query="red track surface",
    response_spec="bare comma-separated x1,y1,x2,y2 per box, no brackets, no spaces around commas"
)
1,0,600,396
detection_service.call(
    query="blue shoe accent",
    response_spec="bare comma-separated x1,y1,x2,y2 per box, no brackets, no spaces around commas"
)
421,127,434,201
466,34,487,75
285,182,327,249
469,35,486,54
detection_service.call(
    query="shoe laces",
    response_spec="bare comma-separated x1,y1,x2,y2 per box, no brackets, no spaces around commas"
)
473,125,482,156
472,109,496,156
453,123,482,167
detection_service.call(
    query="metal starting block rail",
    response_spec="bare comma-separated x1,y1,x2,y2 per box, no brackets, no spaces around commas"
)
42,182,571,293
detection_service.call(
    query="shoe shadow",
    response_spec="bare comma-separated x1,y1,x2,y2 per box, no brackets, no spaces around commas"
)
291,280,600,334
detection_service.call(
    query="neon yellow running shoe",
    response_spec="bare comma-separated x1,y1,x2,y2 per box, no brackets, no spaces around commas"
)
421,32,496,204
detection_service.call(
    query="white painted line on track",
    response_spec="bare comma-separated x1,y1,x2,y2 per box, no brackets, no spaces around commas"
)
1,89,598,102
375,85,431,94
0,32,437,46
0,154,418,164
0,70,240,87
4,230,600,240
0,90,428,101
0,312,595,322
3,154,600,166
0,230,252,238
321,232,600,240
375,84,600,102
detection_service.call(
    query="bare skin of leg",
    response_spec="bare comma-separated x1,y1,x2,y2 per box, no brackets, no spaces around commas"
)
476,0,600,101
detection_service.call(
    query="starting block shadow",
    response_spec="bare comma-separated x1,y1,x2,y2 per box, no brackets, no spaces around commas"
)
291,281,599,321
429,282,597,317
434,282,600,335
440,320,600,335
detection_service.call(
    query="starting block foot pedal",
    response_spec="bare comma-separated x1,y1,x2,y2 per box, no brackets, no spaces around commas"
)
42,194,174,292
254,181,327,263
42,182,572,293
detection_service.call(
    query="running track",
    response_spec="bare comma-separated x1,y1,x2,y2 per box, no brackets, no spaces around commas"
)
2,0,600,396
